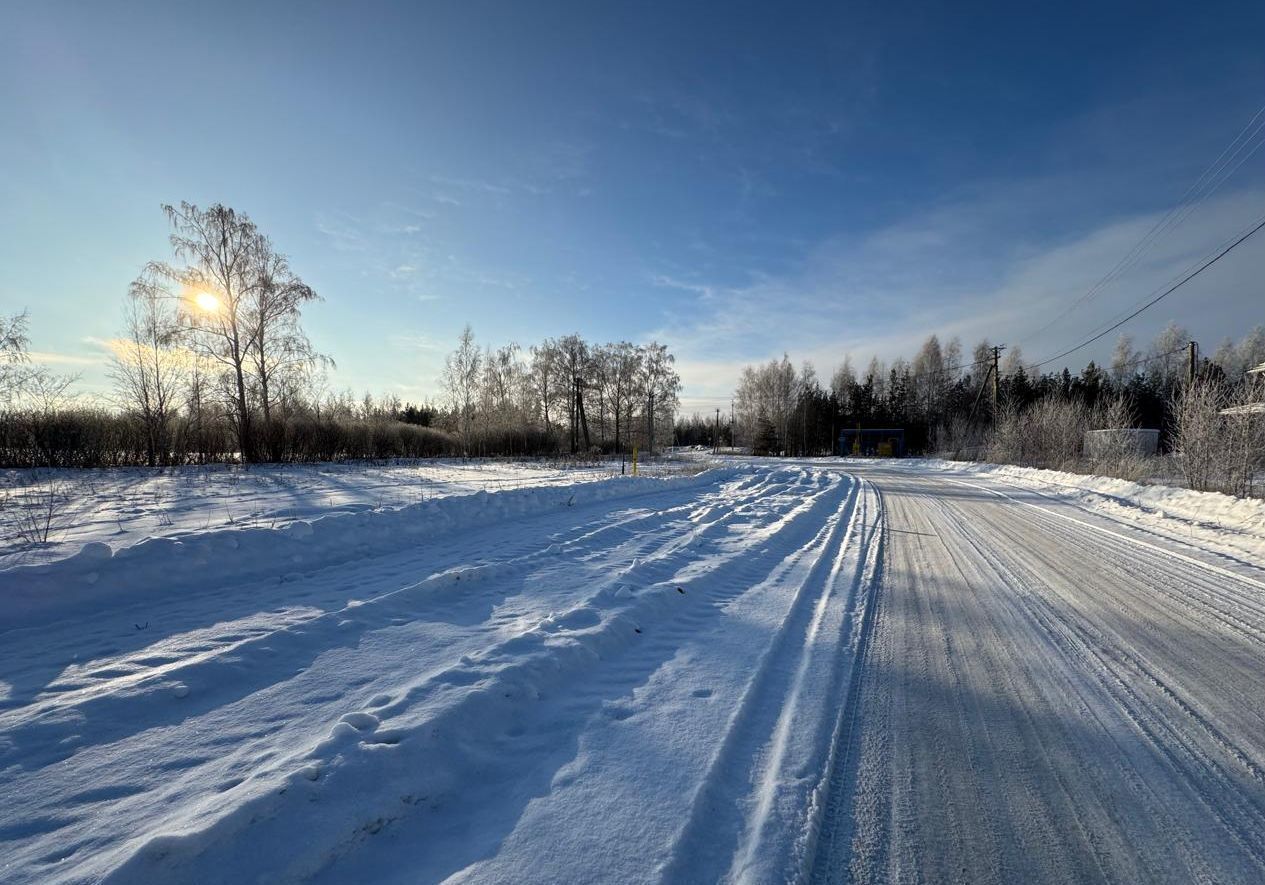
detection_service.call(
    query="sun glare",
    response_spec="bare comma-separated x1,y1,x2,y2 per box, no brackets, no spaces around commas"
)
194,291,221,313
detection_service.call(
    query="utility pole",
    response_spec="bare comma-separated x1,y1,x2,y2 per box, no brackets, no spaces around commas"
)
1188,340,1199,385
967,343,1006,430
714,408,720,455
991,345,1004,416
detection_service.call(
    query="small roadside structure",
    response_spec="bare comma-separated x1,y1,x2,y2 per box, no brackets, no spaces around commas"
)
1220,360,1265,416
840,428,906,457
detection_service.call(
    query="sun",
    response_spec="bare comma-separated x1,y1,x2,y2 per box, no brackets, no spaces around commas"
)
193,291,221,313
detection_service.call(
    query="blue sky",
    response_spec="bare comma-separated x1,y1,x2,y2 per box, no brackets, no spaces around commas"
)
2,0,1263,413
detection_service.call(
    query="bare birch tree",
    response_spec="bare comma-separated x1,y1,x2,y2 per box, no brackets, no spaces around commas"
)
110,278,187,466
0,311,32,407
443,325,482,455
150,202,268,461
248,249,327,458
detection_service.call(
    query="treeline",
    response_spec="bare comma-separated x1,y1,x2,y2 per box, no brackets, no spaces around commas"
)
439,326,681,458
723,323,1265,496
674,412,733,449
0,201,683,468
0,391,459,468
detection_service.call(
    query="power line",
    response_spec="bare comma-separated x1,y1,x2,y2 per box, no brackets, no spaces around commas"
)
1103,344,1190,375
915,354,997,380
1018,103,1265,345
1032,214,1265,370
1084,211,1263,335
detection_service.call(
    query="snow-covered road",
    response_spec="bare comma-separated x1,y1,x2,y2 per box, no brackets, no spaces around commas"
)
2,460,1263,883
813,461,1265,884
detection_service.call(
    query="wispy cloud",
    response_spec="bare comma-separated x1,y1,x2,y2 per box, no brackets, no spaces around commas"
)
27,350,108,367
430,175,512,196
630,90,734,140
387,332,444,351
653,184,1265,395
650,274,718,300
314,210,368,253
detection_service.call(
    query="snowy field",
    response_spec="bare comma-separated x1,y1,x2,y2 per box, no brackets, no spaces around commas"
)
2,457,1264,883
0,459,691,569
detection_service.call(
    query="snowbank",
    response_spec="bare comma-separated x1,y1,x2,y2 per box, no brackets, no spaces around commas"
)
0,467,738,632
907,458,1265,563
0,459,684,568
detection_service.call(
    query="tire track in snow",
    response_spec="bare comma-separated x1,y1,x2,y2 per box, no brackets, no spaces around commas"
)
968,508,1265,875
656,477,884,884
0,471,783,770
818,465,1265,885
1,470,794,881
80,470,851,884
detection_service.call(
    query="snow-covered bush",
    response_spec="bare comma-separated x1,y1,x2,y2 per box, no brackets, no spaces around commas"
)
987,396,1092,470
1174,378,1265,497
931,415,987,460
1085,394,1155,483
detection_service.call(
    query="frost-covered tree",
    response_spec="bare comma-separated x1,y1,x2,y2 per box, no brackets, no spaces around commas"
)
0,310,31,407
830,356,856,413
1148,321,1191,388
443,325,482,455
1000,345,1026,378
599,342,643,453
148,203,268,460
248,248,328,455
1235,325,1265,375
557,334,592,453
1109,334,1138,384
141,202,321,462
529,340,564,432
639,341,680,454
865,356,887,401
110,279,187,466
477,342,525,449
912,334,946,419
970,338,994,382
734,354,796,454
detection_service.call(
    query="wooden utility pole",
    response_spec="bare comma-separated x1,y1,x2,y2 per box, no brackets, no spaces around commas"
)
991,345,1003,415
714,408,720,454
967,343,1006,430
1188,340,1199,385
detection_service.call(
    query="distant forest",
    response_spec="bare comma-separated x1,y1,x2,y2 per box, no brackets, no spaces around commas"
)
672,324,1265,497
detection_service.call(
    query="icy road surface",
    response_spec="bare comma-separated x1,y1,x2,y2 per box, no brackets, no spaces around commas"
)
2,461,1264,883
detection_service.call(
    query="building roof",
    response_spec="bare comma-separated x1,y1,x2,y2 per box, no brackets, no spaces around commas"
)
1220,402,1265,416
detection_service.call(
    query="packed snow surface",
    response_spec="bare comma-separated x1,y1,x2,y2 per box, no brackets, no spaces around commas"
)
2,457,1264,883
0,459,671,569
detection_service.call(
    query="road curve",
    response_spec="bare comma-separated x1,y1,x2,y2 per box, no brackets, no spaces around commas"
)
811,462,1265,885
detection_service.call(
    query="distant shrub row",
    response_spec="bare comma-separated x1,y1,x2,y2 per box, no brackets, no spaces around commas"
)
0,410,463,468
